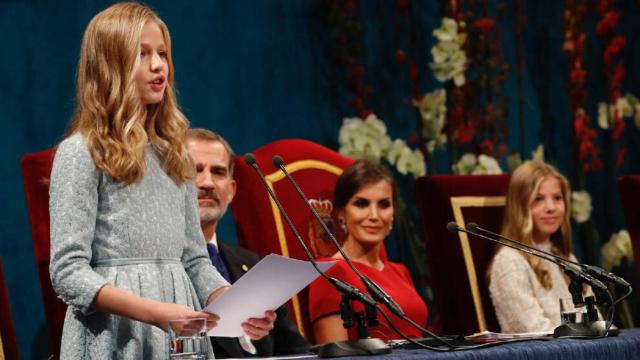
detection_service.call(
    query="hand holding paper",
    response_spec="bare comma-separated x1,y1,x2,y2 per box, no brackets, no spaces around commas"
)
204,253,336,337
242,310,276,340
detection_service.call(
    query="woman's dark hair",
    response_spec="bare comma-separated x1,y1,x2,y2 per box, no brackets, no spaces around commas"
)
333,159,398,210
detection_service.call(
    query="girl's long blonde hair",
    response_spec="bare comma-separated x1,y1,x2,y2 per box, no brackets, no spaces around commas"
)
67,2,193,184
496,160,572,290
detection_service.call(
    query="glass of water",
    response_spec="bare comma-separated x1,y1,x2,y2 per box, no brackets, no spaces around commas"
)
168,318,209,359
559,298,586,325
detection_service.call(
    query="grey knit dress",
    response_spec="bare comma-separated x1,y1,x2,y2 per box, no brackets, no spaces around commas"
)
49,134,229,359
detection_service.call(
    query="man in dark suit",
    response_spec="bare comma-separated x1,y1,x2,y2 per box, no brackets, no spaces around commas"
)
186,128,310,358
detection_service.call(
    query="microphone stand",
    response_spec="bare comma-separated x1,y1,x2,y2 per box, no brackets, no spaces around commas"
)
467,223,627,337
468,223,632,290
469,224,631,304
446,222,617,338
272,155,455,349
244,154,390,357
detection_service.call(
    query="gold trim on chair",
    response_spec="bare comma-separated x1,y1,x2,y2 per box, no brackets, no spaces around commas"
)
264,159,344,337
450,196,505,332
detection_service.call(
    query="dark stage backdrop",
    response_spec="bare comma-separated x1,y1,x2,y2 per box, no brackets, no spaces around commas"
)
2,1,639,358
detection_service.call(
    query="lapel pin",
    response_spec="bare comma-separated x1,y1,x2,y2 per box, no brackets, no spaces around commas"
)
242,264,249,272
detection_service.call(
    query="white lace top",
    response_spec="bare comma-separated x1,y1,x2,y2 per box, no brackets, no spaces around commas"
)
488,246,577,333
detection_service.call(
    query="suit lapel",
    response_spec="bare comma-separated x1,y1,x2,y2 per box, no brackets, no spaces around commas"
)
218,242,252,282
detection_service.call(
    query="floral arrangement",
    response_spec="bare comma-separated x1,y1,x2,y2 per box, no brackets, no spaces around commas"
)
598,93,640,134
452,153,502,175
397,9,511,175
413,89,447,153
571,190,593,224
338,114,390,160
338,114,426,177
324,0,640,329
601,229,634,271
428,7,511,173
394,15,468,173
429,17,467,86
531,145,545,162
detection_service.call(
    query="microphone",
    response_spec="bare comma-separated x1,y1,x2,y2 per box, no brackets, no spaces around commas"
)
273,155,456,349
244,153,390,356
272,156,404,316
244,153,376,306
446,222,460,233
465,222,479,233
447,221,617,338
582,264,631,288
446,222,608,292
468,223,631,289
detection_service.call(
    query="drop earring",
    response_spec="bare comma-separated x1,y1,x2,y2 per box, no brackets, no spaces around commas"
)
339,217,346,231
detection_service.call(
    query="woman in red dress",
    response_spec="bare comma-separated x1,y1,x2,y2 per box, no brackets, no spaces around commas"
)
308,159,428,344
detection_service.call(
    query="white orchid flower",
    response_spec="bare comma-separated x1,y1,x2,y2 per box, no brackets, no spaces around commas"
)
414,89,447,152
597,102,609,129
616,97,633,117
410,149,427,177
363,114,387,135
601,230,633,270
433,18,459,42
337,114,425,177
395,147,426,177
385,139,408,165
452,153,477,174
338,117,364,145
353,134,385,159
532,144,544,162
394,146,414,175
453,73,466,86
430,17,467,86
473,154,503,175
571,190,592,223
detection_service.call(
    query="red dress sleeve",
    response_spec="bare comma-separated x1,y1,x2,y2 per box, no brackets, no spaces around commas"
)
308,259,359,322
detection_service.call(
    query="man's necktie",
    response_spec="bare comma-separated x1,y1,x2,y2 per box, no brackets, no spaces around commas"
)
206,243,231,282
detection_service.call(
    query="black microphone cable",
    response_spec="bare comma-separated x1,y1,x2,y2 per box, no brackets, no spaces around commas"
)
446,222,609,293
241,156,553,352
271,155,456,349
464,222,620,338
243,153,376,308
254,155,509,352
447,222,616,337
243,153,391,355
467,222,632,304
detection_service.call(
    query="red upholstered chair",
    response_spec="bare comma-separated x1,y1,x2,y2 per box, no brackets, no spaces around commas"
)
231,139,388,342
0,259,20,360
618,176,640,282
415,174,510,335
21,148,66,359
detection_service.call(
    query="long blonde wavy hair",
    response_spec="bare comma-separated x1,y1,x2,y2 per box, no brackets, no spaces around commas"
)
66,2,193,184
495,160,572,290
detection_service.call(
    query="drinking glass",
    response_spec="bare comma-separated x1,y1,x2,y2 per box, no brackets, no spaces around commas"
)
559,298,586,325
168,318,209,359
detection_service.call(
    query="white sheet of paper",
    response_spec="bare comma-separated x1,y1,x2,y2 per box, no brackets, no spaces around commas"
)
204,253,336,337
